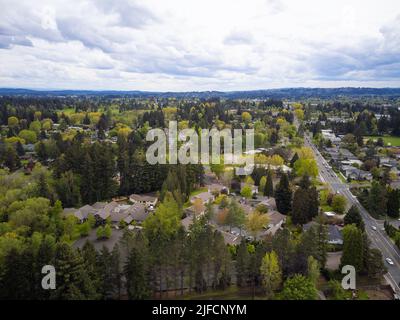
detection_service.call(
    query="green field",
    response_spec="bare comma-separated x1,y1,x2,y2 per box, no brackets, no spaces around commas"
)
364,135,400,146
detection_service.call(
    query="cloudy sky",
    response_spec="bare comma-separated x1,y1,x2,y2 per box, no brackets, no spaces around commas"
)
0,0,400,91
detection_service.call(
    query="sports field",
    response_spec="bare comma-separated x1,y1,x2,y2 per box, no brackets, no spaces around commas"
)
364,135,400,146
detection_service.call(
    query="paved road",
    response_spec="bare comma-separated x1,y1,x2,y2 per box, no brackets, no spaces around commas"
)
304,134,400,293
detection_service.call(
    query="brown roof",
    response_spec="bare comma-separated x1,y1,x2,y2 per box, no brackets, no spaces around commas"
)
130,194,158,203
267,211,286,226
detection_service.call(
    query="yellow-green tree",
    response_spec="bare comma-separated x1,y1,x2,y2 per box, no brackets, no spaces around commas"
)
246,210,269,237
241,112,252,124
260,250,282,297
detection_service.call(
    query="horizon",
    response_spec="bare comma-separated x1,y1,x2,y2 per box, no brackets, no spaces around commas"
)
2,86,400,93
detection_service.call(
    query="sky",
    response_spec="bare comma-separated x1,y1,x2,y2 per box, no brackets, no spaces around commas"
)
0,0,400,91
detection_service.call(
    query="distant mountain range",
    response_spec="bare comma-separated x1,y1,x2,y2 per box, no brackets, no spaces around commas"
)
1,87,400,99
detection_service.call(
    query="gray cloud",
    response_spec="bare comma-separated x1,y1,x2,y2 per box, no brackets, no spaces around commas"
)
0,0,399,90
224,30,254,45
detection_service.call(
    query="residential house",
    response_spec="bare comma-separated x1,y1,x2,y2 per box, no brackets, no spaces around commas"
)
341,165,372,181
63,205,96,223
111,203,148,225
303,222,343,245
129,194,158,209
94,201,118,222
264,211,286,236
327,225,344,245
221,231,242,246
321,129,341,144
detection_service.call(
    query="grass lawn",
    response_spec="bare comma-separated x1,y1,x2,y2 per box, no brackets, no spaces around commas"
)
365,135,400,146
183,187,208,208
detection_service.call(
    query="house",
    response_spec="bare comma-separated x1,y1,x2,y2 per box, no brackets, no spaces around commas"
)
321,129,341,144
129,194,158,209
63,205,96,223
264,211,286,235
95,201,118,221
221,230,242,245
339,148,359,161
303,222,343,245
341,165,372,181
109,204,131,224
112,203,148,225
190,191,214,205
92,202,107,210
327,225,343,245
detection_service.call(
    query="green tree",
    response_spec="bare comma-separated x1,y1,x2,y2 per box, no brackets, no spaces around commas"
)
246,210,269,237
124,247,151,300
226,200,246,231
341,224,364,272
143,192,182,240
332,194,347,214
344,205,365,231
260,250,282,297
386,188,399,218
52,243,98,299
274,173,292,215
264,169,274,197
240,185,253,199
236,241,250,287
280,274,317,300
293,159,318,178
307,256,320,285
368,181,387,218
259,176,267,194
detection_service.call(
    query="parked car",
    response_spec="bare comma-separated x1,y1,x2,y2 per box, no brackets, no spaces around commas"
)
386,258,394,265
371,226,377,231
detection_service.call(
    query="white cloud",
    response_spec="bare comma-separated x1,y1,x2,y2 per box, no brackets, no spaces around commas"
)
0,0,399,90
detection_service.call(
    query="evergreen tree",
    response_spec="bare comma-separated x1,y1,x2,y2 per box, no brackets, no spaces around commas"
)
274,173,292,215
386,188,399,218
292,188,309,225
236,241,250,287
290,153,299,167
344,205,365,230
341,224,364,272
124,247,151,300
368,181,387,218
52,243,98,300
264,169,274,197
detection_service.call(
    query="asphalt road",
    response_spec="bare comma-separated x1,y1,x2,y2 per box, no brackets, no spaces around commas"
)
304,134,400,293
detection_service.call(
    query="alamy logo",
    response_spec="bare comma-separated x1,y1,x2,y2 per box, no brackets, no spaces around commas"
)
341,265,356,290
41,265,56,290
146,121,255,175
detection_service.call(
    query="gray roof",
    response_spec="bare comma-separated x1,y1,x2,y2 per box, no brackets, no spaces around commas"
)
303,222,343,243
327,225,343,242
181,215,194,231
92,202,107,210
125,203,147,222
96,201,118,220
